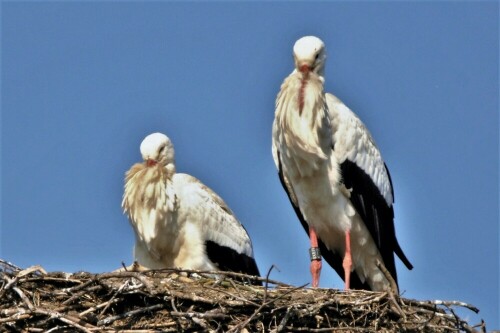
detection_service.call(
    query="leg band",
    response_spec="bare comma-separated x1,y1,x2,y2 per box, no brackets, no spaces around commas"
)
309,247,321,261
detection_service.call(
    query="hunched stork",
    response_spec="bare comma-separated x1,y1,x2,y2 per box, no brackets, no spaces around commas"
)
122,133,260,284
272,36,413,292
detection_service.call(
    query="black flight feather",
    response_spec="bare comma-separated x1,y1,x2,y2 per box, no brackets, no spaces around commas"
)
339,158,413,288
205,240,261,285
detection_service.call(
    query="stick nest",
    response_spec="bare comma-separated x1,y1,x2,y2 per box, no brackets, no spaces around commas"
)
0,260,484,332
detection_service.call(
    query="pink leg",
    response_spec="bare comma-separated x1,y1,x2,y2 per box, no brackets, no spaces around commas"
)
309,226,322,288
343,230,352,290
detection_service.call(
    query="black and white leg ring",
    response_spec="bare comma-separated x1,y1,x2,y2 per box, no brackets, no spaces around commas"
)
309,247,321,261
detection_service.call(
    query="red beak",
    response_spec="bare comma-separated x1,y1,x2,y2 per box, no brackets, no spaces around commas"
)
299,64,310,74
146,159,157,167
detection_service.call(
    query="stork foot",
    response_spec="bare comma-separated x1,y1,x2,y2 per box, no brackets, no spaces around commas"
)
114,261,148,272
343,230,352,290
342,254,352,290
310,259,322,288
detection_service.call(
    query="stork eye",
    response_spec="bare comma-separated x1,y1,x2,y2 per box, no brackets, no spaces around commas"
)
315,53,320,60
158,145,166,154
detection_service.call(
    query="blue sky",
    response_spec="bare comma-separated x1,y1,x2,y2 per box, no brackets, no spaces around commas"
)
1,1,498,329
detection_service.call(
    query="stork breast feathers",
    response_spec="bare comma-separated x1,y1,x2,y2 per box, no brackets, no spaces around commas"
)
275,71,331,164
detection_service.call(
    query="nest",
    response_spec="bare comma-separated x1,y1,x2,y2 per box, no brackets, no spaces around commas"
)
0,259,484,332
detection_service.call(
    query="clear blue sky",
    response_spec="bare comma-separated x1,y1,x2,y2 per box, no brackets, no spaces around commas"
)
1,1,498,329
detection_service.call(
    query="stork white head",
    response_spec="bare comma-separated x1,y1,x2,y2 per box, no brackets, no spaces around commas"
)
140,132,175,167
293,36,326,77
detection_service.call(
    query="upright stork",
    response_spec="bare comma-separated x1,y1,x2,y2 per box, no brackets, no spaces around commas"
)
122,132,260,284
272,36,413,292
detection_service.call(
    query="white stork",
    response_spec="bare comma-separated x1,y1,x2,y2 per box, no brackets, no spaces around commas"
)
122,133,260,284
272,36,413,292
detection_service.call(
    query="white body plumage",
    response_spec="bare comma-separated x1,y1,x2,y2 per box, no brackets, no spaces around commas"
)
122,133,260,280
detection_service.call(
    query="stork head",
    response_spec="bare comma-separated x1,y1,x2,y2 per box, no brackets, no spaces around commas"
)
293,36,326,76
140,132,175,167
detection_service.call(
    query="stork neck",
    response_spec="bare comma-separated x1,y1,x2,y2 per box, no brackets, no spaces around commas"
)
275,71,332,163
298,71,310,115
123,164,177,219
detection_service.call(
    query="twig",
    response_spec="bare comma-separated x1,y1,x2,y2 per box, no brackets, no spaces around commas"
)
2,275,35,310
263,265,278,304
170,310,227,319
0,259,22,273
149,267,291,287
24,275,83,284
97,272,153,291
32,308,96,333
387,289,406,321
79,298,120,316
227,265,278,332
0,312,31,323
429,299,479,314
228,283,308,332
376,260,398,295
273,306,295,332
63,285,102,305
286,327,369,332
94,328,177,333
99,279,130,315
97,303,166,326
12,287,35,310
202,283,261,307
167,288,219,305
17,266,47,278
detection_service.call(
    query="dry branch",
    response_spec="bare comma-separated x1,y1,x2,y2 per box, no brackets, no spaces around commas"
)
0,260,484,332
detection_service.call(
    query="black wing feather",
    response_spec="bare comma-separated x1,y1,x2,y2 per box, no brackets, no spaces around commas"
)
205,240,261,285
340,159,413,288
384,163,413,270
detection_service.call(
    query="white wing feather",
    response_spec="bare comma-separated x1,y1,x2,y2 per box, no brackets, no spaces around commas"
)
173,173,254,257
326,93,394,205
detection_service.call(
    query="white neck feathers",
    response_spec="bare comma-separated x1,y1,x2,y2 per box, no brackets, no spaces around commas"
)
275,70,332,162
